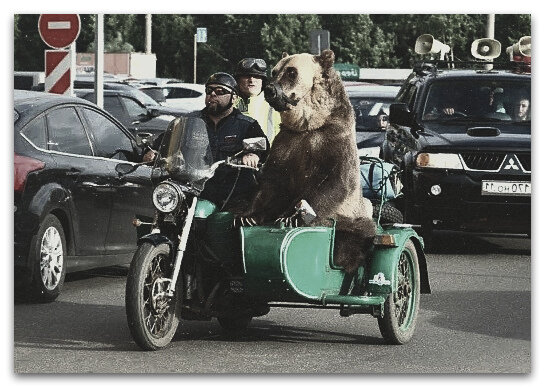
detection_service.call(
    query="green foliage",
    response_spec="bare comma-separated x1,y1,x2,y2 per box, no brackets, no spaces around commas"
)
14,14,531,80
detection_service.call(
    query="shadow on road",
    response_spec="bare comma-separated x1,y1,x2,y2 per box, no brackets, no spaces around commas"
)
423,232,531,255
422,290,530,341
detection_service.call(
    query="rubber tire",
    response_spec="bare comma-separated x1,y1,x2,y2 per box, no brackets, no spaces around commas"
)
125,242,180,351
378,239,420,345
26,214,67,303
218,315,252,335
373,203,404,225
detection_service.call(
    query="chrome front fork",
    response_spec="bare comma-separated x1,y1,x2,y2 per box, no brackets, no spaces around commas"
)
166,196,198,297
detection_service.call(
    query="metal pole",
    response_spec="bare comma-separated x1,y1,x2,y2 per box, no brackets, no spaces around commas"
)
193,33,197,83
94,14,104,109
145,14,152,54
69,41,76,96
485,14,495,70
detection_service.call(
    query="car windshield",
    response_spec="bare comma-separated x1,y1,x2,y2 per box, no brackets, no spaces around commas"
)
349,97,394,131
154,116,214,192
422,79,531,123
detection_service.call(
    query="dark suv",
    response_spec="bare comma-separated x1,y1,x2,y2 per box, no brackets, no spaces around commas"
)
383,62,530,239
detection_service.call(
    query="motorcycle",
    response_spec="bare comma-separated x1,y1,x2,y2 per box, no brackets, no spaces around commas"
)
121,116,430,351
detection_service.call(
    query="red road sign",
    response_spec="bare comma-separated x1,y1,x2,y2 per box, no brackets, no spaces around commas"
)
45,50,71,94
38,14,80,49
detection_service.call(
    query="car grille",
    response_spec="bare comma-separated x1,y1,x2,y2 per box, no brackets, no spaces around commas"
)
460,152,505,170
517,153,531,171
460,152,531,172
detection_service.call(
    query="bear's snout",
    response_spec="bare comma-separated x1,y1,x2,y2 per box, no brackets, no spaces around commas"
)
264,83,290,112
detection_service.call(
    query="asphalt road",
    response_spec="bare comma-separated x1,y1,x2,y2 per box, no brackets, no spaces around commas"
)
13,233,532,375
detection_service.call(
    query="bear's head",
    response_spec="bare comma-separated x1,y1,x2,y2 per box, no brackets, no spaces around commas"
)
264,49,352,132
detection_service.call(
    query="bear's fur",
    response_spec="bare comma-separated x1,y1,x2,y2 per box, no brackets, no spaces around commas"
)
245,50,376,273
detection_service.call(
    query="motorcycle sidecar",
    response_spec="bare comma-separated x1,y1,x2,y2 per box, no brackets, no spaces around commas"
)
239,222,430,344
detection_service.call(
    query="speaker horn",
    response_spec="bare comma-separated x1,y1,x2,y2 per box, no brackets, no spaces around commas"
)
506,36,531,60
415,34,451,60
471,38,501,60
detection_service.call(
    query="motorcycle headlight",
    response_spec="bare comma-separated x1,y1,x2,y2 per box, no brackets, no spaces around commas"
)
153,182,184,213
416,153,464,170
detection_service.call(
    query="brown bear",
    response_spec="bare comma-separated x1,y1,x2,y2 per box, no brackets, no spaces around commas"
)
243,49,376,273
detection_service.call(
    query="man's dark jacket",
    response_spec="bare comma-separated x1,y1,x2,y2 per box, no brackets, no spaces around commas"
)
151,108,269,208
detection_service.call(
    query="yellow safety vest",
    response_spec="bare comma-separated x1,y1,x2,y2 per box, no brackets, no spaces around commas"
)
236,92,281,143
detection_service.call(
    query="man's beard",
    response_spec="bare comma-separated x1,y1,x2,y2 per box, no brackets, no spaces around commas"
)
206,99,232,116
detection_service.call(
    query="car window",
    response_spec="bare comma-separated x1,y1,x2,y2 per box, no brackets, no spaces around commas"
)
132,89,160,106
349,97,393,131
21,115,47,149
167,87,194,99
141,88,166,103
80,107,134,160
121,96,148,118
46,107,92,156
103,95,127,120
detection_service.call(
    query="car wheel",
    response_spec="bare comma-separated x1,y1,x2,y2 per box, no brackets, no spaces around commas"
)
29,214,67,303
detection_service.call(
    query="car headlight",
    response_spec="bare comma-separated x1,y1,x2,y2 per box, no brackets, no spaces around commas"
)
416,153,464,169
152,182,184,213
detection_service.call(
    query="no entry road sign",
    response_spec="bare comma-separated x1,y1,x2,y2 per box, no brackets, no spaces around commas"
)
38,14,81,49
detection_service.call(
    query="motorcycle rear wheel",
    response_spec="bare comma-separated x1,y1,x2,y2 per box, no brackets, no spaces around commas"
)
126,242,180,350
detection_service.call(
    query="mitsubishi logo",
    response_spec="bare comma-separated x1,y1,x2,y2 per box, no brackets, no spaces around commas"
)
504,158,520,170
500,154,525,174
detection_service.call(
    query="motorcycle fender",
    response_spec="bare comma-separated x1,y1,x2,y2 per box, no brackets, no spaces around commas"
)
366,227,429,296
137,233,175,257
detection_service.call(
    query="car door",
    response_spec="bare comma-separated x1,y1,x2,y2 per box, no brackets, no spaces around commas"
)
79,106,154,254
45,106,112,256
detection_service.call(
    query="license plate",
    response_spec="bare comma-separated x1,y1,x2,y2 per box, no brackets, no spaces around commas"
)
481,180,531,196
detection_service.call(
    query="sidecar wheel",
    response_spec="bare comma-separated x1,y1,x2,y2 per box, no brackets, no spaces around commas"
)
218,315,252,335
126,242,180,350
378,239,420,344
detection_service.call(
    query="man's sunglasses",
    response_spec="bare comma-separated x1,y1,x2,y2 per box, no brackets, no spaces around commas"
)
205,86,232,96
240,58,267,71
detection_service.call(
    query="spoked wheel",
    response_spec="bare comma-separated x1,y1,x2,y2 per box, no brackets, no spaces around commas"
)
126,242,180,350
378,239,420,344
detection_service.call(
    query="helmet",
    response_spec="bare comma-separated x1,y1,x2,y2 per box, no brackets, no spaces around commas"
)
205,72,237,94
234,58,267,79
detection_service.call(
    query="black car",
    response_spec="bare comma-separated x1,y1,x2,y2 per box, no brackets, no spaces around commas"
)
383,62,530,240
345,84,400,150
14,90,154,302
75,88,181,142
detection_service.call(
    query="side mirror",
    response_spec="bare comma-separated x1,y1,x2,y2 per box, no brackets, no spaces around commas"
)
242,137,267,152
389,103,413,127
148,108,161,118
115,162,139,176
134,132,153,147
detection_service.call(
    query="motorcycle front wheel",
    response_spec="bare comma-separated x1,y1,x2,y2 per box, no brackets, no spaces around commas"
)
126,242,180,350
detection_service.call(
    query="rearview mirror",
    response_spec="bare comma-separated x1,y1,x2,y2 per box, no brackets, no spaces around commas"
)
389,103,413,127
134,132,153,147
242,137,267,152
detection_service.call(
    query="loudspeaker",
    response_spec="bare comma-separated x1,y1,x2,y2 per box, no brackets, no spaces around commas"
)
415,34,451,59
506,36,531,59
471,38,501,59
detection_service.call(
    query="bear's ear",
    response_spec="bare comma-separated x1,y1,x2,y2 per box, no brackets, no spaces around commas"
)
318,49,335,70
282,52,289,58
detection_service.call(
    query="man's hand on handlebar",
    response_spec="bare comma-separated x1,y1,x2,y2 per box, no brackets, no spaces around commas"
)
242,153,260,168
142,149,157,163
